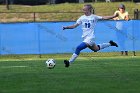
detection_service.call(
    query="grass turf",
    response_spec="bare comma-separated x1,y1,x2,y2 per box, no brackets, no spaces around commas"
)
0,56,140,93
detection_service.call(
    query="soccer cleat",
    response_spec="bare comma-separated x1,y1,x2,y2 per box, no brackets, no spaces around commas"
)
64,60,70,67
109,40,118,47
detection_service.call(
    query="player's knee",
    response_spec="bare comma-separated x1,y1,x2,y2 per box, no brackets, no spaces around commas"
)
75,50,79,55
90,48,98,52
93,47,100,52
88,45,100,52
75,46,82,55
76,45,82,51
75,42,87,55
94,50,98,52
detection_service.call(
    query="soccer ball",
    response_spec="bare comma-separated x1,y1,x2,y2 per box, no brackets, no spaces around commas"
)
45,59,56,69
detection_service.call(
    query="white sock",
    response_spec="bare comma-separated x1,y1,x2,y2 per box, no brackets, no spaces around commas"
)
69,53,78,63
98,43,111,50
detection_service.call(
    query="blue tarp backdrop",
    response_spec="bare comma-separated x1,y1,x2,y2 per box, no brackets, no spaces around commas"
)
0,20,140,55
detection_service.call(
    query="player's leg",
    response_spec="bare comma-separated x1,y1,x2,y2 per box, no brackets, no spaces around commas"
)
88,40,118,52
64,42,88,67
69,42,88,62
87,43,100,52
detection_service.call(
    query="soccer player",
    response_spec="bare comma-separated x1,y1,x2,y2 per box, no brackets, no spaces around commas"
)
63,4,118,67
113,4,129,56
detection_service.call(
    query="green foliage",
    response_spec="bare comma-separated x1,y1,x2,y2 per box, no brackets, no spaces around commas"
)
1,0,49,5
14,0,49,5
0,2,140,22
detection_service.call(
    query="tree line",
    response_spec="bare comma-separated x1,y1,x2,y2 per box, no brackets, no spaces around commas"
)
0,0,139,5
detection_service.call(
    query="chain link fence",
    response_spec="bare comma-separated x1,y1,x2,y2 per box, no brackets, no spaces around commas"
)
0,8,136,23
0,12,83,22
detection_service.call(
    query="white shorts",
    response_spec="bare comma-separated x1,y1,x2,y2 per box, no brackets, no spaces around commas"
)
83,37,95,46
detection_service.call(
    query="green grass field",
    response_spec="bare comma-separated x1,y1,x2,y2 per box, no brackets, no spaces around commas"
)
0,2,140,93
0,55,140,93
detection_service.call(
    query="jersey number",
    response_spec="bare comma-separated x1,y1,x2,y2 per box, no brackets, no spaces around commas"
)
85,23,90,28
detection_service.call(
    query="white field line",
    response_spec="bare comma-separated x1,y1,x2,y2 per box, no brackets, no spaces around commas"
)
0,66,28,68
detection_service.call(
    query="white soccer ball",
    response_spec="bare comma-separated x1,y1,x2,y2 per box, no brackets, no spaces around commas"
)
45,59,56,69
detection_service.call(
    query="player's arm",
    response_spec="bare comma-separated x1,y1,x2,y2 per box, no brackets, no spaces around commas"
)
63,23,79,30
102,13,118,20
